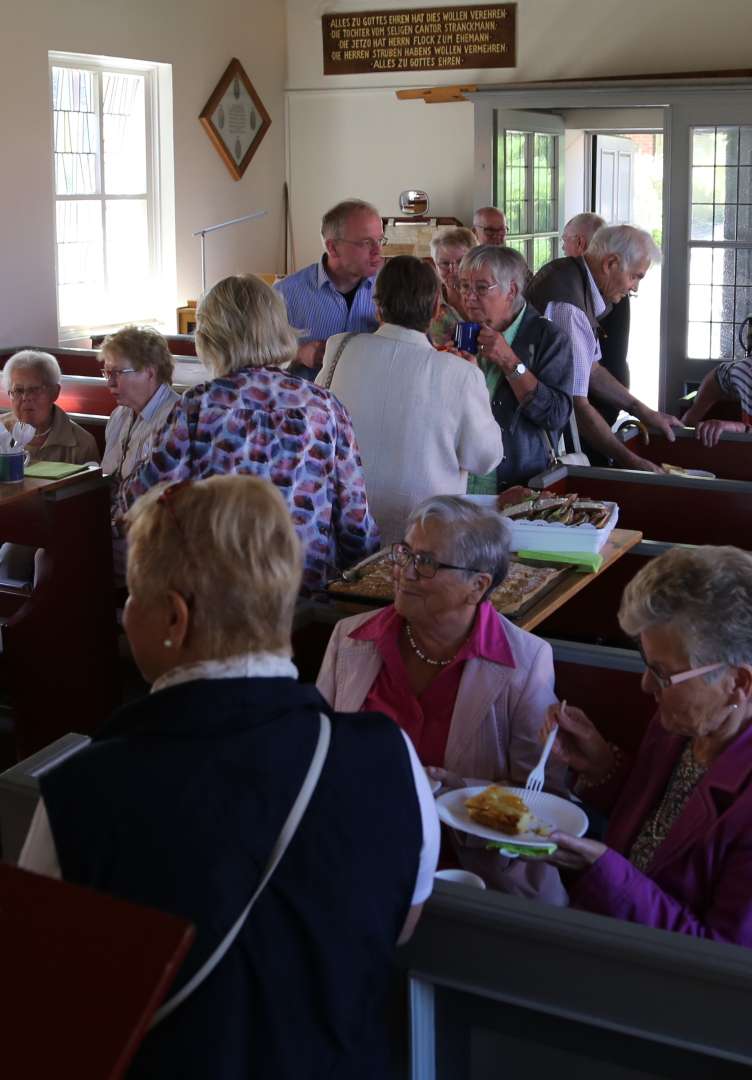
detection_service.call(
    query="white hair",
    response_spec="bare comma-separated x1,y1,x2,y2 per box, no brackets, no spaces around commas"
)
3,349,62,391
563,213,606,243
588,225,662,270
320,199,380,242
619,546,752,677
406,495,511,591
459,245,528,314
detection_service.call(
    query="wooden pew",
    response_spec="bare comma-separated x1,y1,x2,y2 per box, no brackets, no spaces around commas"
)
2,862,193,1079
548,638,648,752
528,462,752,548
0,344,103,377
619,425,752,482
91,331,198,356
0,469,120,759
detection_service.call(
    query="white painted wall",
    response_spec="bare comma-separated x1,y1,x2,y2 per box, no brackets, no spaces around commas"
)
0,0,287,344
284,0,752,268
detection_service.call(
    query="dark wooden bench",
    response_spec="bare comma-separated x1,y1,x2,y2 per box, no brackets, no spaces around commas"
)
619,425,752,482
91,332,198,356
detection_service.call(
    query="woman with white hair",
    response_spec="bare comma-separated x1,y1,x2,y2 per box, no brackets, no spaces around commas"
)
2,349,99,463
20,474,438,1077
118,274,380,593
428,226,477,345
458,245,574,491
318,495,567,903
542,545,752,946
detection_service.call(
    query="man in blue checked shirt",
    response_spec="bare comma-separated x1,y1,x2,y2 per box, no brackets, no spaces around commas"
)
275,199,386,379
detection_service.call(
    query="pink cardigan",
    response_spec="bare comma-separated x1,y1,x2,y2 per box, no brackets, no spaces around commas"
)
317,606,568,904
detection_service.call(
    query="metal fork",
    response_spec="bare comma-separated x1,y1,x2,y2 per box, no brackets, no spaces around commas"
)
525,708,563,796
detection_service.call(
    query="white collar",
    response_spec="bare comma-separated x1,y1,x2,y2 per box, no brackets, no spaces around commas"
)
582,259,608,318
151,652,298,694
374,323,433,347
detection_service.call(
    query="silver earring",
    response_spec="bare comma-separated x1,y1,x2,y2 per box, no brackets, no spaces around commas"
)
731,703,739,710
163,639,173,648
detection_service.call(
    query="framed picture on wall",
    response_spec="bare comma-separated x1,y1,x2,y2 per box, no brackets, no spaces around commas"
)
199,58,271,181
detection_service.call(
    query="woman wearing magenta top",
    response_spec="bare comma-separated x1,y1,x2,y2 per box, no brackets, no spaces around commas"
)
317,495,568,903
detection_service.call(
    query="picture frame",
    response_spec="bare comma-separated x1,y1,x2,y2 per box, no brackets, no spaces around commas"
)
199,58,271,181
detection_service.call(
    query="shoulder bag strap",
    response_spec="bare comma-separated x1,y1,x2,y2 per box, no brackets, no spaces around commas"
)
150,712,332,1028
322,332,358,389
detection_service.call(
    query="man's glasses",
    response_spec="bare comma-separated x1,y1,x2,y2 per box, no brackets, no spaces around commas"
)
437,259,462,271
390,542,481,579
101,367,138,382
458,281,500,298
335,236,388,251
635,639,725,690
477,227,506,237
8,384,49,400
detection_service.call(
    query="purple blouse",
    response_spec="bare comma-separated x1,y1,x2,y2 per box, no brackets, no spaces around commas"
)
117,366,380,592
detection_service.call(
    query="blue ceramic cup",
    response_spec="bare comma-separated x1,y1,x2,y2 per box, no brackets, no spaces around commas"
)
0,450,29,483
454,321,481,355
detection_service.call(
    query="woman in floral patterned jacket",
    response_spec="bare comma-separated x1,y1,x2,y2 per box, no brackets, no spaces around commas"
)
118,274,380,593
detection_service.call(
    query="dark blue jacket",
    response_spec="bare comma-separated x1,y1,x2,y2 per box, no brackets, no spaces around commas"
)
42,677,422,1079
491,304,574,487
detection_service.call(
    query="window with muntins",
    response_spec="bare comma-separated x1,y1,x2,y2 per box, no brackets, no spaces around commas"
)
496,128,559,273
687,126,752,360
50,53,173,339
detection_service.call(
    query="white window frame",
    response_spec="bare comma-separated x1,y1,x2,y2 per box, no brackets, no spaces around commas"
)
471,79,752,412
49,50,176,343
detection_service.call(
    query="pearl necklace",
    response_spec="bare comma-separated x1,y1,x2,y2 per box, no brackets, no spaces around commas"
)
405,622,458,667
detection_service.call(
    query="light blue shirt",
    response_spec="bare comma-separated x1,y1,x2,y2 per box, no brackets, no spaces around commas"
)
274,256,378,344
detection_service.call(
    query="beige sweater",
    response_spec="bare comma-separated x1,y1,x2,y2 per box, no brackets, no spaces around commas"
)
317,323,503,543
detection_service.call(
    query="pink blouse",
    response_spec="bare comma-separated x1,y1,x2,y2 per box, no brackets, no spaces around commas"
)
351,601,515,766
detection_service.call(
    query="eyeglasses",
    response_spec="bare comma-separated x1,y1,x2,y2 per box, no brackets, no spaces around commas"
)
437,259,462,271
8,384,50,400
101,366,138,382
335,236,388,251
458,281,500,298
390,542,482,579
477,227,507,237
635,639,725,690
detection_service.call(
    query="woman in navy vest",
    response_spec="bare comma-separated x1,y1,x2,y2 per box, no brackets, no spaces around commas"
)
19,474,439,1079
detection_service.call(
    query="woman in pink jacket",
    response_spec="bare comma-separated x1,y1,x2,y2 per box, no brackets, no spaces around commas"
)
317,495,567,903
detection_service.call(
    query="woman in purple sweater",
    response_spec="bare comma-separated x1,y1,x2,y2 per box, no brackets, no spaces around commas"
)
543,545,752,947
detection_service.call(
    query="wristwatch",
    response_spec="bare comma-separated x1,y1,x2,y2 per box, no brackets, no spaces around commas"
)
507,361,527,380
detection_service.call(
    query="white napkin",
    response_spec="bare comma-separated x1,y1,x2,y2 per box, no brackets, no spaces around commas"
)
0,427,12,453
10,422,35,449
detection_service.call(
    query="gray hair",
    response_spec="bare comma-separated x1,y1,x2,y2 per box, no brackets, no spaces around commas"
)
459,245,529,315
3,349,62,391
430,227,477,261
588,224,662,270
321,198,380,242
407,495,511,592
563,212,605,244
618,546,752,677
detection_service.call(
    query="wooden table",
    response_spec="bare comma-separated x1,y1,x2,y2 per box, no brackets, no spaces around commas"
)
515,528,643,631
0,467,119,757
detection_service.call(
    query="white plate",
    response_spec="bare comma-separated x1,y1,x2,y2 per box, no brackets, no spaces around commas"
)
436,785,588,847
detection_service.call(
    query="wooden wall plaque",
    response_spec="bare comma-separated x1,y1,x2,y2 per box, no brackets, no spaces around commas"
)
322,4,516,76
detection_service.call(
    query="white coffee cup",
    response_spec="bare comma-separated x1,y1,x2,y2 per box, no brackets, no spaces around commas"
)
434,868,486,889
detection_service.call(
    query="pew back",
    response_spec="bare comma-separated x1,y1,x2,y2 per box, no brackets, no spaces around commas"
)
620,425,752,482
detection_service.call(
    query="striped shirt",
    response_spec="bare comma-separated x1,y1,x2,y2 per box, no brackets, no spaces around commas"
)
544,260,606,397
716,358,752,422
274,257,378,344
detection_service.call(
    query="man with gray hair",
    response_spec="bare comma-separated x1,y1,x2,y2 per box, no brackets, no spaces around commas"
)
473,206,508,245
526,224,681,471
275,198,385,378
560,212,605,257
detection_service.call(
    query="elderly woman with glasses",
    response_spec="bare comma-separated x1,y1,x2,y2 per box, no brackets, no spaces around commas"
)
428,227,477,346
2,349,99,463
458,245,574,493
318,495,567,903
541,546,752,946
118,274,380,594
19,474,439,1078
99,327,179,580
